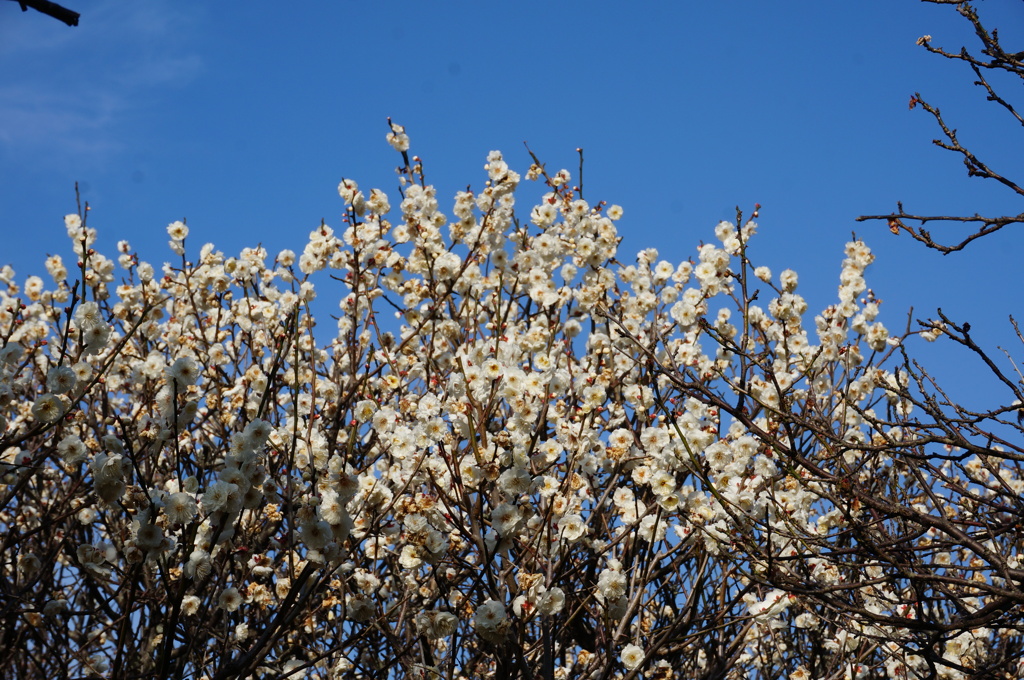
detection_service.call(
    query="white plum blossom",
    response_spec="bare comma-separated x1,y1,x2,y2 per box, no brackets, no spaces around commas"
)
621,643,645,670
0,121,1006,680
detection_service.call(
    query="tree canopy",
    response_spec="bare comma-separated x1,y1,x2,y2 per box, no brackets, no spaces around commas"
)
1,2,1022,679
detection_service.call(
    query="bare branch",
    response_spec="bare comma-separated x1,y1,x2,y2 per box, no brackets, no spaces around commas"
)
859,1,1024,252
8,0,79,26
856,201,1024,253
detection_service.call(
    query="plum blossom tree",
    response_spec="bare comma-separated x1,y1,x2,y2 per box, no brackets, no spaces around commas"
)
2,4,1023,680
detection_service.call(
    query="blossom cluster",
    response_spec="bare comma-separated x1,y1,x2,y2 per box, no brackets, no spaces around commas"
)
0,126,1020,680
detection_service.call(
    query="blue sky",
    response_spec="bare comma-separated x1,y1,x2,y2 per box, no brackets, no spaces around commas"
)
2,0,1022,408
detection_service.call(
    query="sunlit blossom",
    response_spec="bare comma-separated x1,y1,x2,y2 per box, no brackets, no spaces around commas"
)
0,118,1008,680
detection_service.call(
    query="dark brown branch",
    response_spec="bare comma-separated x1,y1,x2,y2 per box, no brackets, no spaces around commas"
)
10,0,79,26
858,1,1024,253
919,1,1024,75
856,202,1024,253
909,93,1024,198
970,63,1024,129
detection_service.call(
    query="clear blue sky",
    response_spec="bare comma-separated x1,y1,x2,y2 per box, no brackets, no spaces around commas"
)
2,0,1022,408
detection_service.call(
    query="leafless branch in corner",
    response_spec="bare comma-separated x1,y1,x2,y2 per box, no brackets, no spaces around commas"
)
857,0,1024,253
9,0,79,26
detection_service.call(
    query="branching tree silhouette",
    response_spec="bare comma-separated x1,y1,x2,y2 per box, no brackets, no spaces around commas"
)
858,0,1024,253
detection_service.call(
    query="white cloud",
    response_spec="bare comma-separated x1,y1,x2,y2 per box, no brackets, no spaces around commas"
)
0,83,121,154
